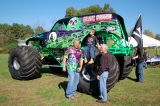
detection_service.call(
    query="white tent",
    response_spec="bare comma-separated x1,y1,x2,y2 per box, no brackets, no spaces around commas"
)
128,34,160,47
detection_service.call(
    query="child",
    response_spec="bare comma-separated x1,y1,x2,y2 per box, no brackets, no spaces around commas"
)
84,29,100,64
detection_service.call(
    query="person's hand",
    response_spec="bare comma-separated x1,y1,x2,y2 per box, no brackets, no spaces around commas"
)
98,45,101,50
97,75,100,80
132,57,136,60
77,67,82,72
132,55,138,60
96,44,101,50
62,67,66,72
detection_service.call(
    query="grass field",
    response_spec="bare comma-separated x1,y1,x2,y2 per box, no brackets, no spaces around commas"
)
0,54,160,106
147,48,160,56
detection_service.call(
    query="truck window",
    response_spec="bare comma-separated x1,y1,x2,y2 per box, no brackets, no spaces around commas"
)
52,22,67,31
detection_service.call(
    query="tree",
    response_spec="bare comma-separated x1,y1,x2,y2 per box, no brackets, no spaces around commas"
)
143,29,154,38
78,5,102,15
65,3,115,17
103,4,115,13
10,23,34,39
155,34,160,41
0,23,34,53
34,26,45,34
0,34,4,48
0,24,11,37
65,7,78,17
23,25,34,37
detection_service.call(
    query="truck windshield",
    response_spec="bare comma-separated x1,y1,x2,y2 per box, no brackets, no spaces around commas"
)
52,22,67,31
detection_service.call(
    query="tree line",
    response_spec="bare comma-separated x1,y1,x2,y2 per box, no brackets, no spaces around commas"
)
0,23,45,53
143,29,160,40
65,4,115,17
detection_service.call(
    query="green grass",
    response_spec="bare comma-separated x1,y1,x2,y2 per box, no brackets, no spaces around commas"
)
147,48,160,56
0,96,9,103
0,54,160,106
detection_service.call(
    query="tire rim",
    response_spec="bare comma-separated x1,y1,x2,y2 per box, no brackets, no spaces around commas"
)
13,58,20,70
82,64,97,82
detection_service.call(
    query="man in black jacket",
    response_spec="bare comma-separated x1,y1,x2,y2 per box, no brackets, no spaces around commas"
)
132,48,145,83
95,44,112,103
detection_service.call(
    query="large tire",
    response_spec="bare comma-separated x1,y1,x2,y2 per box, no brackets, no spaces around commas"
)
116,56,133,80
8,46,42,80
77,54,119,95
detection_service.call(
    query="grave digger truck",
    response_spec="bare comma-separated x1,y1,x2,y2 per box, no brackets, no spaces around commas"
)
8,13,134,94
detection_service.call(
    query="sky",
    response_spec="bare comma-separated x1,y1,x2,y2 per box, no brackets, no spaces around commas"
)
0,0,160,35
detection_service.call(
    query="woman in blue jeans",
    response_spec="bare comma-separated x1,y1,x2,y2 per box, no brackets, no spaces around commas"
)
62,40,83,99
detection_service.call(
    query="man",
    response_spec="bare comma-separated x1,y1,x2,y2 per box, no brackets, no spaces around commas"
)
95,44,112,103
143,48,147,68
132,49,145,83
62,40,83,99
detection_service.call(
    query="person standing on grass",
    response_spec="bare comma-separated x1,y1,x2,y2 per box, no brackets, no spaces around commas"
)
143,48,148,68
132,48,145,83
95,44,112,103
83,29,100,64
62,40,83,99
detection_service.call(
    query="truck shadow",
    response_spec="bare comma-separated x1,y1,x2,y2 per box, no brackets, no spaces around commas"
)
127,76,138,82
40,67,67,78
41,67,100,99
58,81,67,92
58,80,100,100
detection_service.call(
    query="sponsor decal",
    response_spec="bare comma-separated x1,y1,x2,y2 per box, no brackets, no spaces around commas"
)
82,14,112,24
96,14,112,22
82,15,95,24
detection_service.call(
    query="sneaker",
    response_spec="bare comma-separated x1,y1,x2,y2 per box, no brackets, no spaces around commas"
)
73,94,80,98
84,58,88,63
96,99,107,103
88,59,94,64
66,96,75,100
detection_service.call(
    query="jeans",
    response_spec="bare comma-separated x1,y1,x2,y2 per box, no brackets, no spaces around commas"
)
143,61,147,69
135,62,144,83
66,70,80,97
99,71,109,101
84,44,95,59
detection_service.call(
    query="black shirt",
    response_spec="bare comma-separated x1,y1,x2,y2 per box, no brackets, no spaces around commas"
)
86,35,99,46
143,51,147,61
136,50,144,63
95,52,112,75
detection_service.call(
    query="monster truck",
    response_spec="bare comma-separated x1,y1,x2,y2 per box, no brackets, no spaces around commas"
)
8,13,134,94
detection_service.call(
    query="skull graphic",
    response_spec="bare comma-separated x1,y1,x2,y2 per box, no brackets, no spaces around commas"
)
68,54,76,63
67,17,83,31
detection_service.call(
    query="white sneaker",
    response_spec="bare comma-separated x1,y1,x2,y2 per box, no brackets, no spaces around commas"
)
88,59,94,64
84,58,88,63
